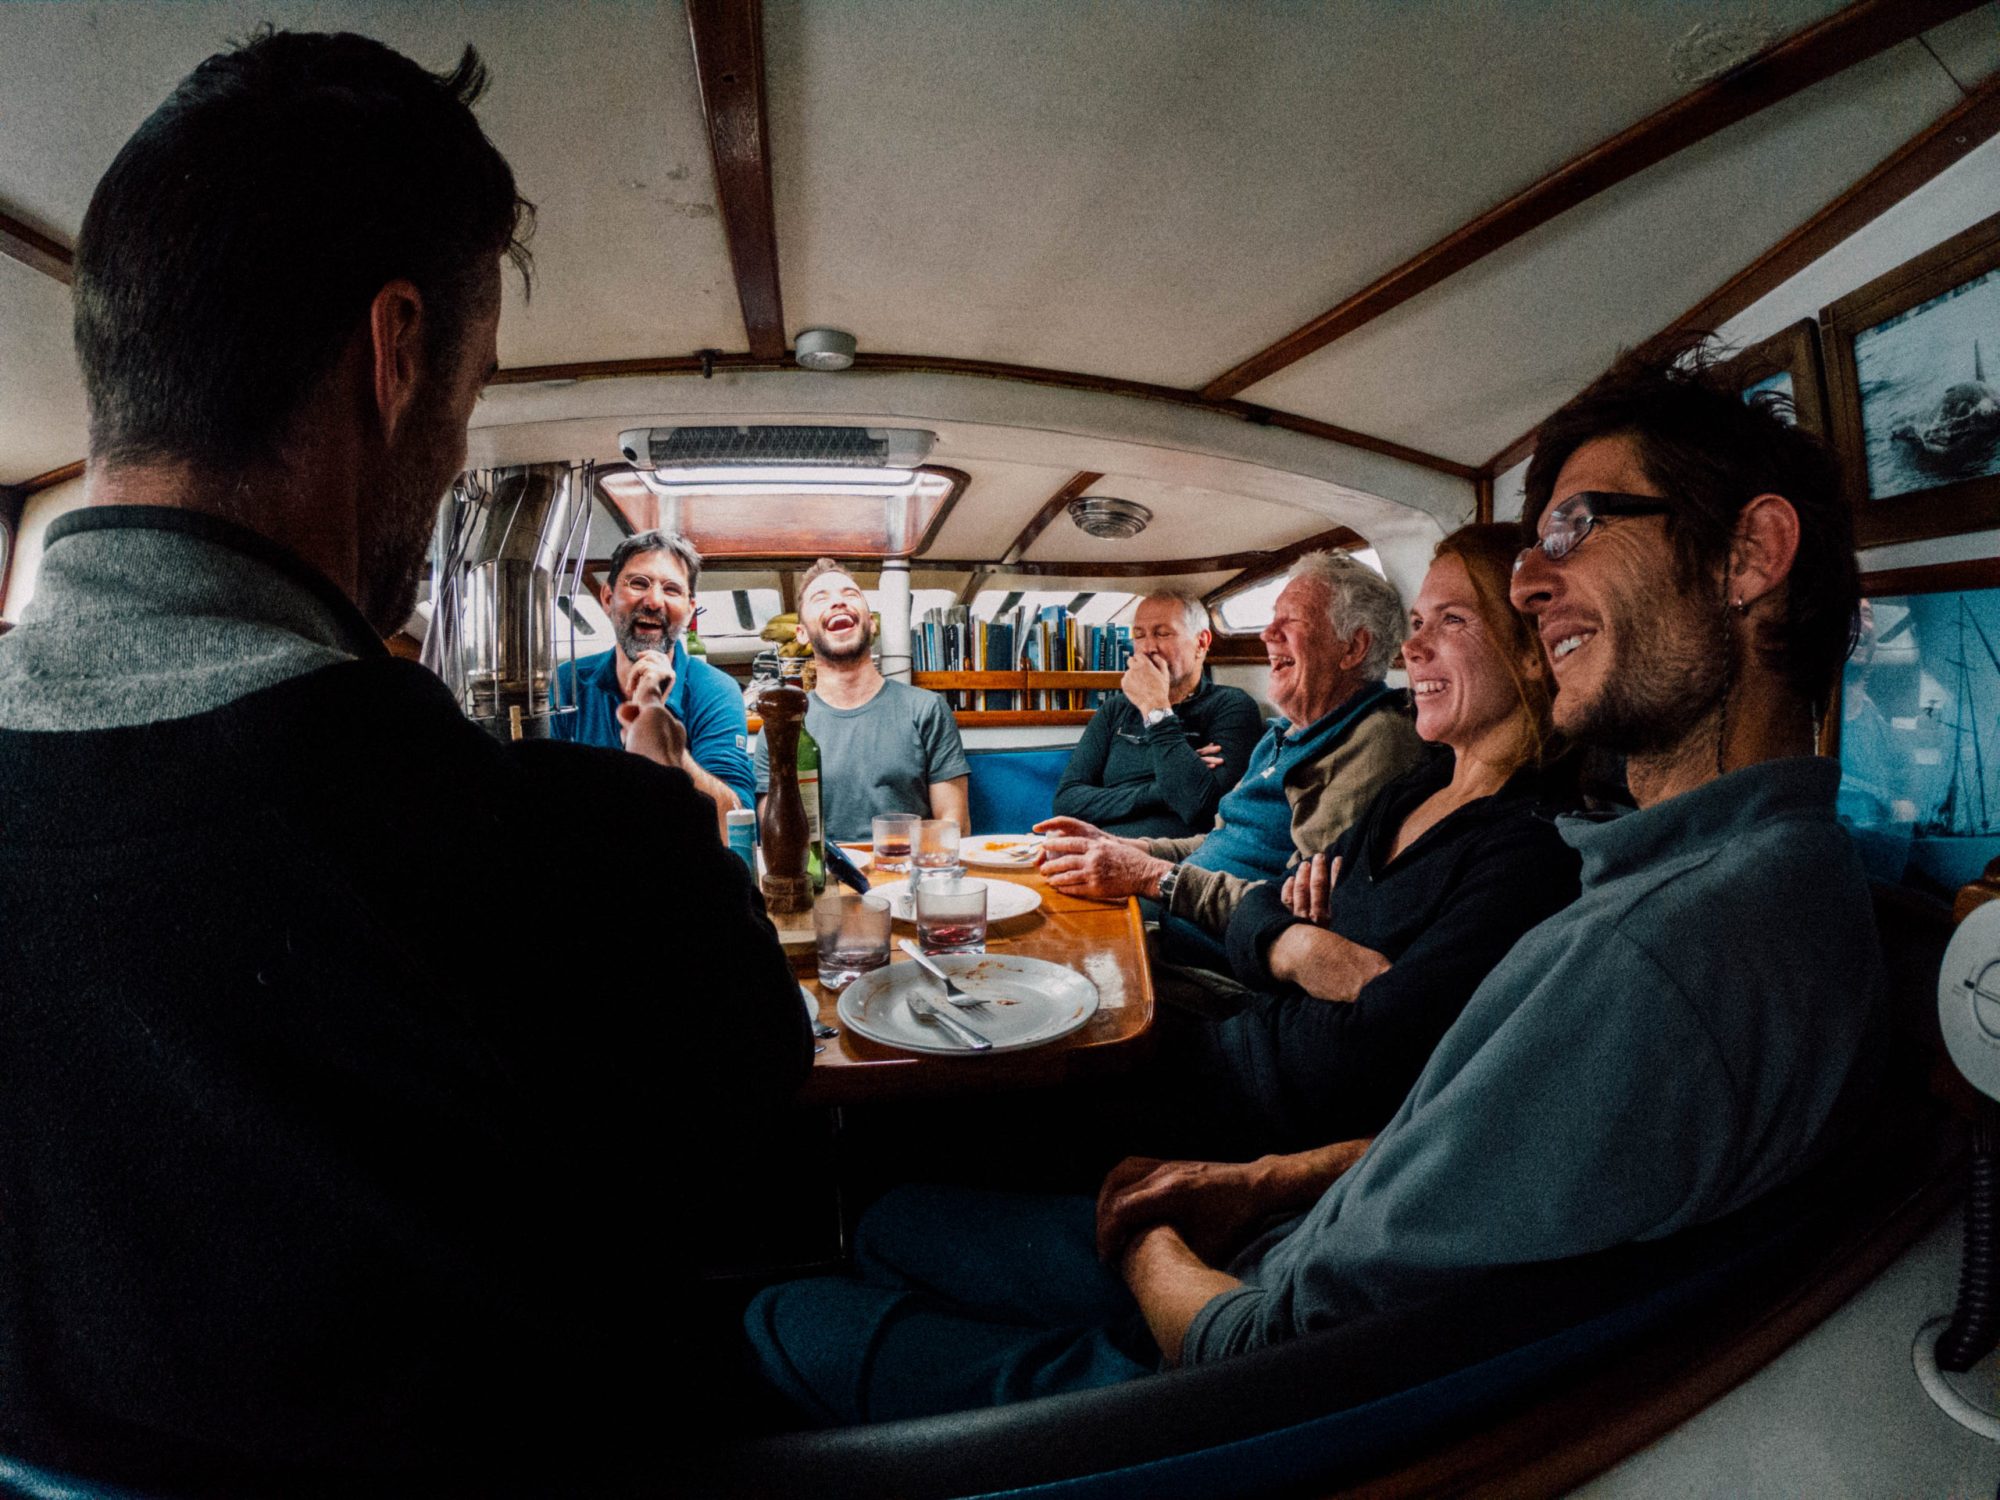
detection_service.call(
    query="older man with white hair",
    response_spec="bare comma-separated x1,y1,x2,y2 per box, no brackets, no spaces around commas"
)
1038,552,1422,963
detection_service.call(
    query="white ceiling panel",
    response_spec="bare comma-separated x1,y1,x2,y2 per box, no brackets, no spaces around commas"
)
1235,40,1979,465
915,457,1076,559
0,259,85,485
1024,473,1324,563
0,2,745,376
768,0,1849,390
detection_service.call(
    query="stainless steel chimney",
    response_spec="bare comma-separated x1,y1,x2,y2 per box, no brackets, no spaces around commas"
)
423,463,592,741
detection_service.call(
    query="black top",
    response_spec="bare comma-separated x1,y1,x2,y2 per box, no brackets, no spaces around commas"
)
0,657,810,1496
1051,679,1266,838
1171,751,1583,1152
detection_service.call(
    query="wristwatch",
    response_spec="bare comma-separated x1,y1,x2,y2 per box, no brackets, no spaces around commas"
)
1143,707,1176,729
1155,862,1182,906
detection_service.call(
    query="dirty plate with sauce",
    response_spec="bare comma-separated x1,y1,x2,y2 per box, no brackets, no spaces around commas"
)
837,954,1099,1055
962,835,1043,869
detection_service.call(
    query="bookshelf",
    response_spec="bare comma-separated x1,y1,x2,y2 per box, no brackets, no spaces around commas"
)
912,670,1123,726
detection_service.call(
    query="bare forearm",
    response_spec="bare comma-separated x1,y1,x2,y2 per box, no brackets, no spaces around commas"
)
1121,1225,1242,1367
1251,1138,1371,1210
1266,925,1390,1002
929,776,970,829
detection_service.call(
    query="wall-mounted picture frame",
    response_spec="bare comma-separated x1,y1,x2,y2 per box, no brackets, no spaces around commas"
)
1833,557,2000,895
1822,207,2000,549
1719,319,1828,437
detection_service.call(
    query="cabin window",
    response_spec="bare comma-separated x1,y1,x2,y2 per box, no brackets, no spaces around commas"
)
696,587,783,642
1213,547,1384,633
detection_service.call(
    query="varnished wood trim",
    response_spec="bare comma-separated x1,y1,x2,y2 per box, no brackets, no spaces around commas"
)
686,0,786,360
1203,0,1987,402
1721,319,1830,436
1481,65,2000,481
1198,526,1368,611
1860,557,2000,599
1475,474,1494,525
488,351,1479,480
1004,472,1104,565
928,526,1364,583
948,709,1099,728
913,670,1124,691
1206,634,1273,664
16,460,85,495
0,205,71,286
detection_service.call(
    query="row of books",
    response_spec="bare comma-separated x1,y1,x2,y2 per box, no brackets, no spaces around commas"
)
912,605,1133,709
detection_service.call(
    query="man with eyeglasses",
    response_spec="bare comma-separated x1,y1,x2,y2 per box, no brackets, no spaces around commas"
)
745,342,1886,1422
551,527,757,831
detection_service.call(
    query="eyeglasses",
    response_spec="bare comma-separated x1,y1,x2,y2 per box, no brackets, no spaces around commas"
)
1514,491,1673,572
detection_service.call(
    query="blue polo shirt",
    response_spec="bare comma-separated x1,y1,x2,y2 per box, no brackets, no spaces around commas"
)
551,640,756,809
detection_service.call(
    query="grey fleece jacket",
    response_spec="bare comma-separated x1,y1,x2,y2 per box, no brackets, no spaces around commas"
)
1185,757,1882,1362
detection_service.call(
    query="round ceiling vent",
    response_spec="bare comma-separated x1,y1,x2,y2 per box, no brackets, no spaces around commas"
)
1067,495,1153,540
794,327,858,371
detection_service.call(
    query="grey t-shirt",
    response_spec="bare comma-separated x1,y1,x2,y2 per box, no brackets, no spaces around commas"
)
755,678,970,842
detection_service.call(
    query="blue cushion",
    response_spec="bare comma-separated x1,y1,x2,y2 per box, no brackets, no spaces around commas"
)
965,748,1073,835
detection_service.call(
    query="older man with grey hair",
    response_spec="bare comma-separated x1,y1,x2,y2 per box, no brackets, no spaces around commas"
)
1038,552,1422,966
1052,589,1265,839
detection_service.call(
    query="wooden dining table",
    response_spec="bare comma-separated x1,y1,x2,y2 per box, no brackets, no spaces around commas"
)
778,853,1157,1107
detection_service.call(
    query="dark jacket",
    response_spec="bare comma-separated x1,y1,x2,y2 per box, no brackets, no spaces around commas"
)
0,658,809,1497
1052,678,1265,838
1183,751,1582,1153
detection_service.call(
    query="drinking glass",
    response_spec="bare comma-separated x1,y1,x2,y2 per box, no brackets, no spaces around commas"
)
814,891,893,989
912,818,963,880
914,876,987,955
871,813,920,874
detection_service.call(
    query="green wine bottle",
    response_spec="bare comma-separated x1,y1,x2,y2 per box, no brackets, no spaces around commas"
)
781,656,826,892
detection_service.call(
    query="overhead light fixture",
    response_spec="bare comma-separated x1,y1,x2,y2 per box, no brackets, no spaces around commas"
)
1068,495,1153,540
618,424,935,469
794,327,858,371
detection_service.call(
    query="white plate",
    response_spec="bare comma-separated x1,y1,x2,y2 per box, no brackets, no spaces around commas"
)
837,843,872,871
869,878,1042,924
800,983,821,1025
962,834,1044,869
837,954,1099,1055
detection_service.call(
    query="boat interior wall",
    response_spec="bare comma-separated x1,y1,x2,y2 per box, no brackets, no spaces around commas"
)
4,475,85,623
1490,129,2000,528
0,256,84,484
1242,32,1996,465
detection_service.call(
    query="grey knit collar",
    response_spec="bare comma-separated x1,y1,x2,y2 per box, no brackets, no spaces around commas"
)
0,505,387,731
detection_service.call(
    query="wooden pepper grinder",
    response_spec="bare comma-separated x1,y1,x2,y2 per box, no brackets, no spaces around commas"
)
757,676,813,913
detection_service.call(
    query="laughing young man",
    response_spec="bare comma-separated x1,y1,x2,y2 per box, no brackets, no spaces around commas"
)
745,343,1883,1424
754,558,970,841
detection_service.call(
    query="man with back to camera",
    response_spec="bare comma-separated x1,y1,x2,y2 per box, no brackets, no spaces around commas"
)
1052,589,1265,839
1037,552,1422,967
0,31,808,1496
550,524,757,831
754,557,970,840
744,342,1884,1424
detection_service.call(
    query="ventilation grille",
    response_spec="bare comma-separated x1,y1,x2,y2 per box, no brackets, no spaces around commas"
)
621,425,935,469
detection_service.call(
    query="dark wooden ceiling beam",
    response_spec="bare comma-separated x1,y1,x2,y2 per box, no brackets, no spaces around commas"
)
490,351,1480,479
923,524,1362,584
1481,64,2000,480
686,0,786,360
1002,471,1103,566
1197,526,1366,606
1200,0,1988,402
0,205,71,286
15,460,84,495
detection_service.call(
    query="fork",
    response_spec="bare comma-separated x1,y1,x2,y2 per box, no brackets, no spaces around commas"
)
905,983,992,1051
898,939,990,1010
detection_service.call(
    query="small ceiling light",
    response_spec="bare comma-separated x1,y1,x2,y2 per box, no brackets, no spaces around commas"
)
1068,495,1152,540
794,327,857,371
